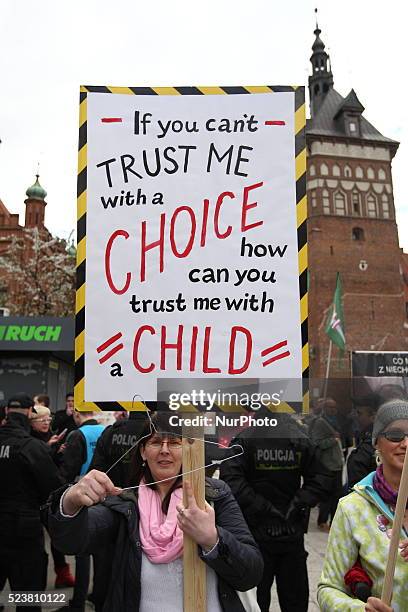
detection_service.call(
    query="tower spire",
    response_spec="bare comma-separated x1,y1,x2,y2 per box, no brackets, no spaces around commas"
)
24,174,47,229
308,14,334,118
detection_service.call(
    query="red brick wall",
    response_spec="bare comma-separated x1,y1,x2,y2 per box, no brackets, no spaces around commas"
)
306,145,408,390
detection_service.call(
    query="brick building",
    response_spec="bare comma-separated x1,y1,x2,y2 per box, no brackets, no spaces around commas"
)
0,175,49,307
0,177,75,404
0,175,75,316
306,23,408,399
0,174,48,241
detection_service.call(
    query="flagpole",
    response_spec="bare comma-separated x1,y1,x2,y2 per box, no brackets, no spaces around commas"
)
323,340,332,399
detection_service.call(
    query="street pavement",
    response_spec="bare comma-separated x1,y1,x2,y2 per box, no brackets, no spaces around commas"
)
2,508,328,611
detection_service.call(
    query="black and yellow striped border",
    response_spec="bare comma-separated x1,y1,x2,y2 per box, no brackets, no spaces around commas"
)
75,85,308,413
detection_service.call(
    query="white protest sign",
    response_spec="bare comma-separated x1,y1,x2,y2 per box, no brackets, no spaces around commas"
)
77,87,306,405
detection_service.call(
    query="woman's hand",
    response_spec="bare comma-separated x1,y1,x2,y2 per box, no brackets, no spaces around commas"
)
365,597,393,611
176,481,218,550
62,470,122,516
47,434,60,446
399,538,408,561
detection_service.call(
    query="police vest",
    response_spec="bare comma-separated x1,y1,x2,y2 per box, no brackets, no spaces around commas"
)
80,424,105,476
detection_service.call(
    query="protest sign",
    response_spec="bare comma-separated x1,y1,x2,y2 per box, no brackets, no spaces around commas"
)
351,351,408,402
74,86,307,410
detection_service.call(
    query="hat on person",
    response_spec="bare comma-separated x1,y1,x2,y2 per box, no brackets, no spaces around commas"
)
7,393,35,410
372,400,408,445
30,405,51,420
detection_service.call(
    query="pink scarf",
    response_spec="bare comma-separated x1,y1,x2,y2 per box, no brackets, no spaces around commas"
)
373,465,408,509
138,483,184,563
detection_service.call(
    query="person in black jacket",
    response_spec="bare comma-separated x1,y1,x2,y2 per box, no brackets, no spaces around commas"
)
88,411,147,486
48,412,263,612
220,411,332,612
0,393,63,612
52,392,77,436
59,411,104,484
58,411,105,611
30,405,66,461
347,396,378,489
30,404,75,589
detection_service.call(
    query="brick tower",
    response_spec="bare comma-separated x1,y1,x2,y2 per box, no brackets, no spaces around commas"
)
24,174,47,228
306,22,407,400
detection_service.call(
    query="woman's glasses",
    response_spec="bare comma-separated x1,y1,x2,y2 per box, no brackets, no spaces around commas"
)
146,437,182,449
378,429,408,443
32,417,52,423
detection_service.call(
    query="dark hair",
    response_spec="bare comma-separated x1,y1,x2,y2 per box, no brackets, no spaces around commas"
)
352,393,378,412
35,394,50,408
66,392,74,399
127,412,182,514
353,386,407,412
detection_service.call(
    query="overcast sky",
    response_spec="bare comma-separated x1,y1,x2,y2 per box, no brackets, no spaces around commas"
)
1,0,407,249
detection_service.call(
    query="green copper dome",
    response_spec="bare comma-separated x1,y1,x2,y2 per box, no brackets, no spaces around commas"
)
26,175,47,201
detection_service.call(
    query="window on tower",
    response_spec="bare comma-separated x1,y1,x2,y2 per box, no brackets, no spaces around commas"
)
367,194,378,217
334,192,346,216
322,189,331,214
356,166,364,179
378,168,386,180
311,190,317,208
381,194,390,219
367,167,375,180
344,165,352,178
309,164,316,176
321,163,329,176
332,164,340,177
352,191,361,215
352,227,365,241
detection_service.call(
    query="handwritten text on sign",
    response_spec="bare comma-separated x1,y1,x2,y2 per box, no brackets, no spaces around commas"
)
85,92,302,401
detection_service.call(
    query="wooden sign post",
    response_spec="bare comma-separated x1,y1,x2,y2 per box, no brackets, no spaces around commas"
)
182,425,206,612
381,448,408,605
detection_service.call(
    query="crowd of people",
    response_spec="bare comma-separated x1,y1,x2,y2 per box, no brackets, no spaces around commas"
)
1,386,408,611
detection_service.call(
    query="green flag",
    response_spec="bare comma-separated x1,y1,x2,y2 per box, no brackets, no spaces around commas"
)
325,273,346,351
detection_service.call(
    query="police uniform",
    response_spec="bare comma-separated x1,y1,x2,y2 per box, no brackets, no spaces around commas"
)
220,412,332,612
0,395,62,611
88,413,147,487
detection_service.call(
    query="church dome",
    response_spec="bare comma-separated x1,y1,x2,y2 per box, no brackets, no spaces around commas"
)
26,175,47,201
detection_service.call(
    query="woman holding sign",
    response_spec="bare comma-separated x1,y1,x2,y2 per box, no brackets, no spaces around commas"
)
48,412,263,612
318,400,408,611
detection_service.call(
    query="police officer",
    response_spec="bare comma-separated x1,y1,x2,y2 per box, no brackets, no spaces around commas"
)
88,411,149,487
220,411,332,612
0,393,62,611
